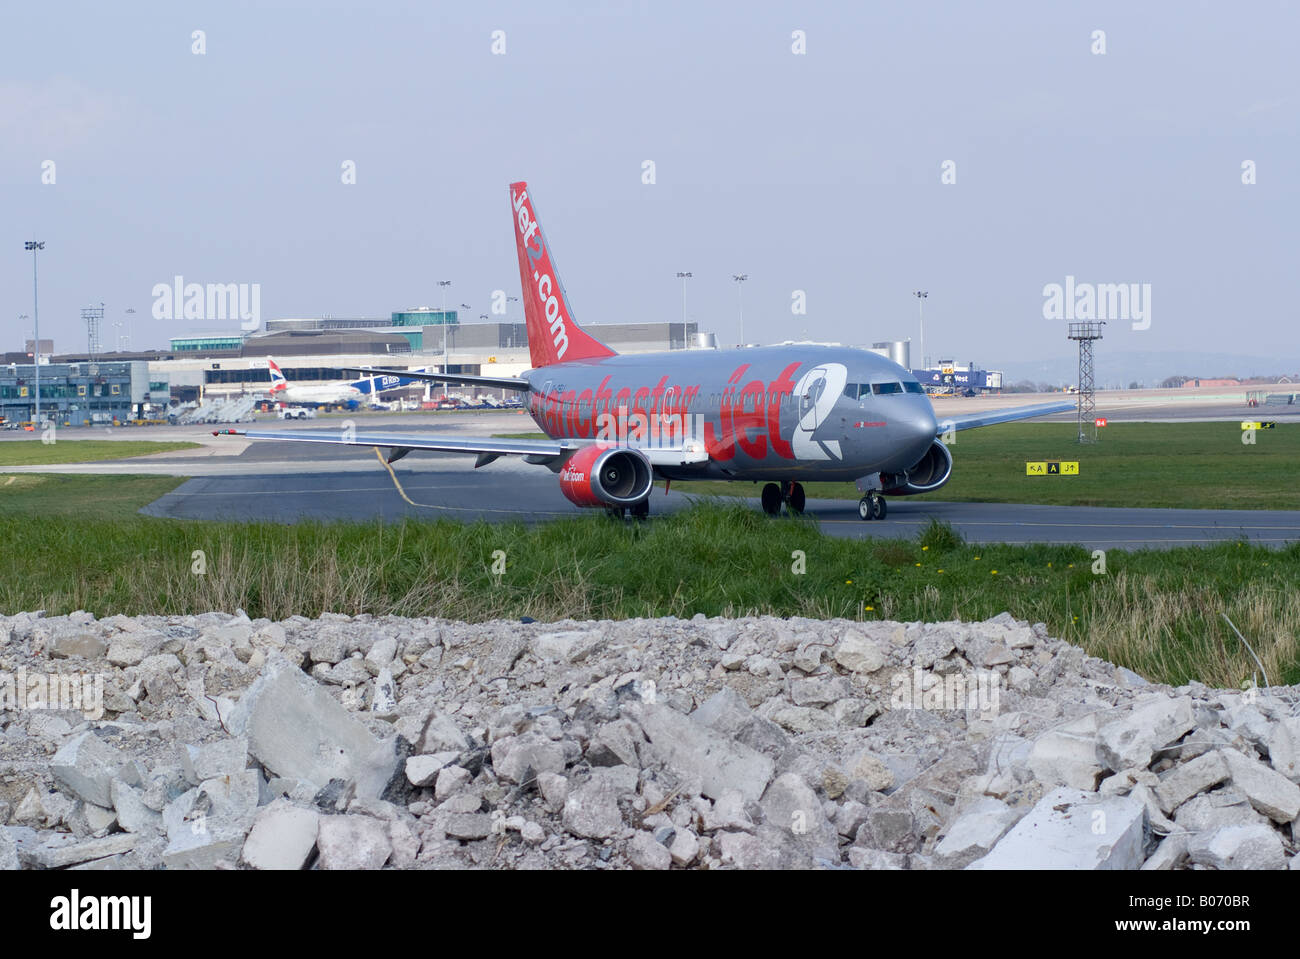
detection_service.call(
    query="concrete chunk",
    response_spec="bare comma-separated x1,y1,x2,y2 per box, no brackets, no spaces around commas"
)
1027,714,1103,791
1141,832,1188,871
1154,750,1230,814
0,829,18,871
180,736,249,786
110,780,162,835
627,831,672,870
562,770,625,839
29,833,138,869
227,653,398,800
1220,747,1300,823
668,829,699,866
241,800,320,870
1095,695,1195,771
444,813,493,841
1187,823,1286,870
833,630,886,674
49,627,106,660
491,731,567,784
50,732,121,808
969,787,1146,870
935,798,1023,869
624,702,773,802
316,815,392,869
1265,718,1300,783
759,773,838,862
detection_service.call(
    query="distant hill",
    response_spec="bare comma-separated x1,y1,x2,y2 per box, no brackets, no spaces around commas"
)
996,351,1300,390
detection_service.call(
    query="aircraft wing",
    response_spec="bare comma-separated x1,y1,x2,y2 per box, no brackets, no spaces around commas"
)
216,428,710,468
342,368,530,390
936,400,1075,433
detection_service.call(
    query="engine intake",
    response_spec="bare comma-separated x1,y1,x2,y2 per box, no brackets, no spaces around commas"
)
558,445,654,508
881,440,953,495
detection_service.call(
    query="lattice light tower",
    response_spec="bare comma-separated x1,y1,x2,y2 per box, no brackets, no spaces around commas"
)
1067,320,1105,443
82,304,105,360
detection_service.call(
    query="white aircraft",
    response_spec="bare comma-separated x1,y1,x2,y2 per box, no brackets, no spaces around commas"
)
265,357,431,407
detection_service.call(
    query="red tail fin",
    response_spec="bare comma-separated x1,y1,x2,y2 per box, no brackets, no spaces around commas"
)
510,181,615,368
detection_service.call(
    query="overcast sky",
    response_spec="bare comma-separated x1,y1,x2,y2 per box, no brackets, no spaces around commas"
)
3,0,1296,368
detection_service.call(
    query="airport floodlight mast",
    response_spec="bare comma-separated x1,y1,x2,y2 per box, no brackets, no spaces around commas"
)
1068,320,1105,443
913,290,928,370
438,280,452,397
675,272,692,328
733,274,748,346
25,241,44,423
83,304,105,362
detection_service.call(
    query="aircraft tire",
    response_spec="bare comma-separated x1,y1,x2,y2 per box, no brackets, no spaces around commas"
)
761,483,782,516
858,496,873,521
872,496,887,520
787,482,806,514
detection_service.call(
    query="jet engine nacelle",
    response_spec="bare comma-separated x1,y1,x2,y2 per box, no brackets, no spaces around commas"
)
558,445,654,508
881,439,953,495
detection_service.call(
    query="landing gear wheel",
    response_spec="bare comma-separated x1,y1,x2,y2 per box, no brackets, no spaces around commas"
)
872,495,887,520
630,498,649,520
761,483,782,516
605,506,626,520
858,496,873,521
785,481,806,514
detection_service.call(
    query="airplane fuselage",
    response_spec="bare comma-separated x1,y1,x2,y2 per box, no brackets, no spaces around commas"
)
522,344,939,483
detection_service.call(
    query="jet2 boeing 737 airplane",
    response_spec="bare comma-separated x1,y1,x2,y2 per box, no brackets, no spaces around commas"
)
220,182,1071,520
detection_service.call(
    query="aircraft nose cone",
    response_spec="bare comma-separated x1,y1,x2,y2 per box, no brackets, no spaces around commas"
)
897,400,939,466
909,400,938,444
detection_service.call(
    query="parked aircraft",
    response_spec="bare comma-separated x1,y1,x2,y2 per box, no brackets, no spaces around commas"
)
265,358,431,407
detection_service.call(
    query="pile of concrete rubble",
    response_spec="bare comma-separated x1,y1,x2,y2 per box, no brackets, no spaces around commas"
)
1,608,1297,869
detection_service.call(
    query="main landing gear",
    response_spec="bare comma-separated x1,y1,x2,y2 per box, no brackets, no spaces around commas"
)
858,492,887,521
761,482,806,516
606,499,650,521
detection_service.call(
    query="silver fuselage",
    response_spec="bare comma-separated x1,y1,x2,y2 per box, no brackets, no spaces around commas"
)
522,344,939,482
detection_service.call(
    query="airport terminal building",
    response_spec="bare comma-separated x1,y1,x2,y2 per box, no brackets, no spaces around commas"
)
155,315,702,399
0,361,170,425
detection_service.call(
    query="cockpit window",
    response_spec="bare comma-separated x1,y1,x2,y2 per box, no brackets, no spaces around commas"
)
845,381,921,399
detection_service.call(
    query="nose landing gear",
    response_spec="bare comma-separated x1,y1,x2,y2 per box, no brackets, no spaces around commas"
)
858,493,886,521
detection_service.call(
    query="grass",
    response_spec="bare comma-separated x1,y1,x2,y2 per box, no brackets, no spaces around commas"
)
0,474,187,521
665,422,1300,510
0,440,199,466
0,477,1295,688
